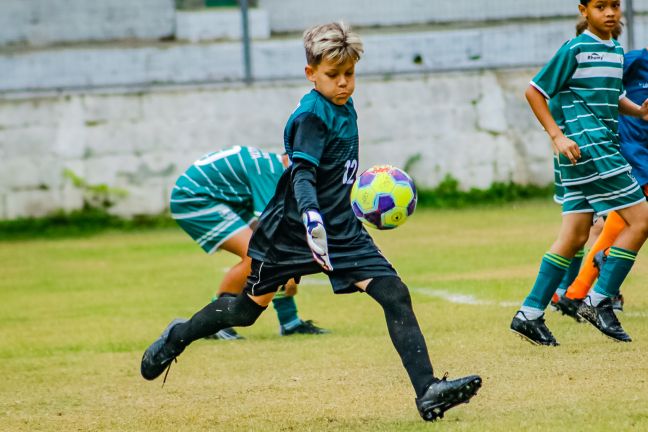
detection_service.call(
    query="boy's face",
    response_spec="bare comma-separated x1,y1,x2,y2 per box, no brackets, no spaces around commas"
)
305,57,356,106
579,0,622,39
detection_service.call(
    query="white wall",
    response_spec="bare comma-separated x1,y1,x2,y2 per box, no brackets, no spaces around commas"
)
0,69,552,219
1,18,584,92
258,0,577,32
0,0,175,47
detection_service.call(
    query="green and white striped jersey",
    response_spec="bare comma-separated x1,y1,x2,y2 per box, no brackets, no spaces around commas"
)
531,30,630,185
172,146,285,217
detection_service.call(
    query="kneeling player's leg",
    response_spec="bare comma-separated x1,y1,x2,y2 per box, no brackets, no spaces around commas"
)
217,228,303,333
217,228,255,296
362,276,434,398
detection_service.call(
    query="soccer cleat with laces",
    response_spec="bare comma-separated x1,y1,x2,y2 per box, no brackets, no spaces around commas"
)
577,297,631,342
416,374,482,421
141,318,188,381
204,327,245,340
554,296,584,323
280,320,330,336
510,312,559,346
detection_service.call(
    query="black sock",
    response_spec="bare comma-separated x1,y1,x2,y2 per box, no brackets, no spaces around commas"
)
168,294,266,350
366,276,435,398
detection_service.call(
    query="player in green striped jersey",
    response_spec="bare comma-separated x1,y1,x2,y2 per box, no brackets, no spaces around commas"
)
511,0,648,345
171,145,328,338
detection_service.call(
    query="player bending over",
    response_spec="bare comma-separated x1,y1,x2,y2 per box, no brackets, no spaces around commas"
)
170,146,328,339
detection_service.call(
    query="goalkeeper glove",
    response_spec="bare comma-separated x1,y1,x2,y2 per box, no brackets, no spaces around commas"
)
302,210,333,271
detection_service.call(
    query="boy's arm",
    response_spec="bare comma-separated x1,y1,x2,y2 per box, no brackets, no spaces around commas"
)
525,85,581,164
292,160,319,213
290,113,333,271
292,161,333,271
619,96,648,121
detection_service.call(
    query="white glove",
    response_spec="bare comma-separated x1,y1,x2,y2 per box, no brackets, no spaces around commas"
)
302,210,333,271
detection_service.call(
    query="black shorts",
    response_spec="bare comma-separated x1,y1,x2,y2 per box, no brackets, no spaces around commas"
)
244,258,398,296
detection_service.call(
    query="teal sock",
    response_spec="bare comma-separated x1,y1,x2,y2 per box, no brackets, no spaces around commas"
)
522,252,571,310
556,248,585,297
592,247,637,298
272,293,300,328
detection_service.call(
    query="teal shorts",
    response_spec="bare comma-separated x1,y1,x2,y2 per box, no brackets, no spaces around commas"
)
562,171,646,216
171,192,254,254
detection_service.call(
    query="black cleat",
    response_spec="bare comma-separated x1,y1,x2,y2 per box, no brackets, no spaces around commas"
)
204,327,245,340
554,296,584,323
577,297,631,342
416,374,482,421
510,312,559,346
280,320,330,336
141,318,188,381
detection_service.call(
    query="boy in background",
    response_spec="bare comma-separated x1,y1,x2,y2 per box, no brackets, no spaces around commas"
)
511,0,648,345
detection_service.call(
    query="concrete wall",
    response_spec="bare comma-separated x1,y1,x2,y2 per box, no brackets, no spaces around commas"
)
1,18,592,92
0,0,175,47
259,0,577,32
0,69,552,219
259,0,648,32
175,9,270,42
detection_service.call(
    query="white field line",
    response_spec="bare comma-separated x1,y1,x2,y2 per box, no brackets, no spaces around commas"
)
298,277,518,307
412,287,518,307
279,278,648,314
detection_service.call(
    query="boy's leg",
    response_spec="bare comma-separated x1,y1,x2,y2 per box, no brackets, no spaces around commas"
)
578,202,648,342
216,228,255,296
554,248,585,299
566,211,626,300
141,260,291,381
363,276,434,397
275,279,329,335
361,276,481,421
217,230,310,337
511,212,592,345
576,176,648,341
140,291,272,381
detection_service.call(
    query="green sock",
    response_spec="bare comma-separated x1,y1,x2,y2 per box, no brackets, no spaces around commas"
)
556,248,584,296
272,291,300,329
592,247,637,298
522,252,571,310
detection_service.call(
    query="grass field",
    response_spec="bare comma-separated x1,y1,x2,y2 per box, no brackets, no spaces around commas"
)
2,200,648,431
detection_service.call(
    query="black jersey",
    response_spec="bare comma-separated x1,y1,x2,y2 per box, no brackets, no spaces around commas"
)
248,90,387,268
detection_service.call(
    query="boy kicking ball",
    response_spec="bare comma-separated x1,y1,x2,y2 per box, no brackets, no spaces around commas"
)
141,21,481,421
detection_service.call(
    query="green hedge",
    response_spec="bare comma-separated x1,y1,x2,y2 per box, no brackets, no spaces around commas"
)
0,179,552,240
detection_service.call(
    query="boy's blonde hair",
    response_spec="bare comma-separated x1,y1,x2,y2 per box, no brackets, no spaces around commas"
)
303,22,364,66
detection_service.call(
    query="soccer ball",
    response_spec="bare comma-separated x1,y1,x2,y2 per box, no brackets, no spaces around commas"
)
350,165,417,230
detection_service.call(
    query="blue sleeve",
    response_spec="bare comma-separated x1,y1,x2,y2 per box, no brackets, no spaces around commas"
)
291,112,328,167
623,49,643,85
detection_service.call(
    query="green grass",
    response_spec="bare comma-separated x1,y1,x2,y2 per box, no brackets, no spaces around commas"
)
2,200,647,431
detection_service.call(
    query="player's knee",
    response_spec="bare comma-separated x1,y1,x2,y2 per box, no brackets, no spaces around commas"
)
230,294,265,327
629,216,648,238
366,276,412,308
